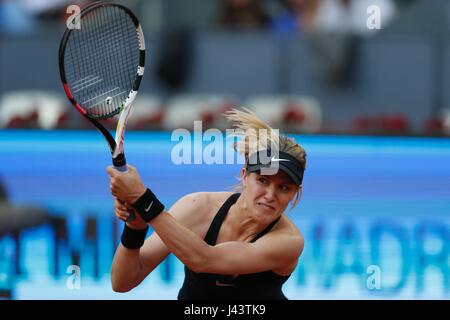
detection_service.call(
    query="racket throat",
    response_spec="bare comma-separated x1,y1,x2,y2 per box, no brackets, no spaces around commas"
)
112,100,133,166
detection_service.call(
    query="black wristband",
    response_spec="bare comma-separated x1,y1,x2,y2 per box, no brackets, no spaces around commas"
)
120,223,148,249
131,188,165,222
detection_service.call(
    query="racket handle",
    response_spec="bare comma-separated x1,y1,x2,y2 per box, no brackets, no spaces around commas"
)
112,153,136,222
113,153,127,172
114,165,128,172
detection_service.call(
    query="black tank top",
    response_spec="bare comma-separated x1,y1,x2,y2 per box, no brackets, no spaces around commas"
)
177,193,290,300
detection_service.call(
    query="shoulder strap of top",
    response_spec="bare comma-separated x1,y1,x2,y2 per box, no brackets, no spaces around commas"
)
251,216,281,243
204,193,240,245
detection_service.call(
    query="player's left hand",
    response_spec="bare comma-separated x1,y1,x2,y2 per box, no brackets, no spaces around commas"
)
107,165,147,204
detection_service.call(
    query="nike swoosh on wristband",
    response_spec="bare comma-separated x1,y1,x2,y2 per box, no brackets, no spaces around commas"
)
144,201,154,212
270,156,290,162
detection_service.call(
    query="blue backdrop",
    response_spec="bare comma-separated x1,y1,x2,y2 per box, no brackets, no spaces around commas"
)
0,130,449,299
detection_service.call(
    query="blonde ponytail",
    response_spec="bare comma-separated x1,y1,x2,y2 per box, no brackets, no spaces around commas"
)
224,107,307,211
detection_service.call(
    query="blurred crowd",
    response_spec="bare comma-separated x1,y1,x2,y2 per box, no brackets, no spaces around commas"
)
2,0,449,137
217,0,398,36
0,0,403,35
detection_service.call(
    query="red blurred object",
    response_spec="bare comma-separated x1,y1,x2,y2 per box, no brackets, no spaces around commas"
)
200,111,215,127
377,114,409,133
284,103,306,124
352,115,374,133
5,111,38,128
54,111,70,128
352,114,410,135
425,117,444,135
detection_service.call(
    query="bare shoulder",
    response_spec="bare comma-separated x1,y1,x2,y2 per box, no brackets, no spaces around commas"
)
169,191,233,213
172,191,211,210
167,191,210,220
274,215,305,247
167,191,234,236
269,216,304,275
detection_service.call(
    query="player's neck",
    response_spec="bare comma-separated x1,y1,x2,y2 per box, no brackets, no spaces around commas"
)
225,196,267,241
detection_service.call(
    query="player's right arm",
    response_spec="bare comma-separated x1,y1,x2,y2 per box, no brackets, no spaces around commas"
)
110,192,209,292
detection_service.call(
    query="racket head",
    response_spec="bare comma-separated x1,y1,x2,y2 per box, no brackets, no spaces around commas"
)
59,2,145,121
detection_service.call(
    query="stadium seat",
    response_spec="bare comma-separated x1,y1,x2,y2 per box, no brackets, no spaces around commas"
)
377,114,410,135
0,91,69,129
425,109,450,136
352,113,410,135
424,117,445,136
35,92,69,129
0,91,38,128
245,95,322,133
442,108,450,135
352,115,376,134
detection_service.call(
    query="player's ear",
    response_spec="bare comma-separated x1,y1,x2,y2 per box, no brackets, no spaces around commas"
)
241,167,249,188
241,167,249,181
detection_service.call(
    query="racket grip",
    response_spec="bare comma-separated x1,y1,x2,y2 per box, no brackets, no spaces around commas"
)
115,165,128,172
113,153,127,172
112,153,136,222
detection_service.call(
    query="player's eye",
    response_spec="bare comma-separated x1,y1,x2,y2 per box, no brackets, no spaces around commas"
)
257,177,268,184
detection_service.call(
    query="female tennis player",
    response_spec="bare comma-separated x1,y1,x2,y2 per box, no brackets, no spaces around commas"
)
107,108,307,300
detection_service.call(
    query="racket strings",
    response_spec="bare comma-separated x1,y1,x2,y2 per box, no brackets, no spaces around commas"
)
64,5,140,119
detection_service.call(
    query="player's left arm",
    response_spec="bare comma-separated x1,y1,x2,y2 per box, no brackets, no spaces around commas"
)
151,212,304,275
199,231,304,275
108,166,304,275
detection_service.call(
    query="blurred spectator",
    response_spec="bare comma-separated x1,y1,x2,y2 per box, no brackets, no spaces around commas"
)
155,29,194,92
217,0,270,30
271,1,397,85
0,178,7,201
306,0,397,86
0,0,91,34
0,0,35,34
0,177,51,258
0,176,52,299
271,0,321,34
314,0,397,36
271,0,397,36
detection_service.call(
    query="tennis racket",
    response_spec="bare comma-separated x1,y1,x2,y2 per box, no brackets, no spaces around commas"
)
59,1,145,221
